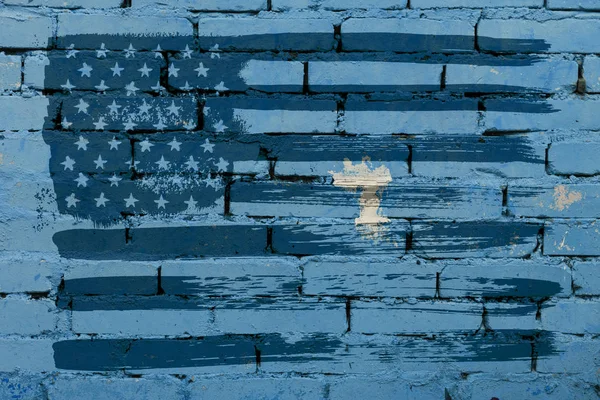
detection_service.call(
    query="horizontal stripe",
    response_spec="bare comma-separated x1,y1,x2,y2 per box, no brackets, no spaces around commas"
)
231,109,337,133
239,60,304,88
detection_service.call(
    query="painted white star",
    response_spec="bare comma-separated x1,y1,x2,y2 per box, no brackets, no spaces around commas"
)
214,157,229,172
125,81,139,96
179,81,192,91
154,195,169,209
201,138,215,153
109,174,122,187
65,193,80,208
214,81,228,92
151,81,165,92
95,192,109,207
61,156,76,171
205,176,220,189
123,119,137,131
124,193,138,208
184,196,197,210
125,159,140,170
153,44,164,58
168,138,181,151
75,136,89,150
185,156,199,171
167,101,181,116
138,100,152,115
183,120,197,131
171,176,183,186
194,62,209,77
138,63,153,78
111,62,124,76
213,120,227,133
210,44,221,59
124,43,136,58
95,80,109,92
96,43,109,58
93,117,107,130
66,44,79,59
155,155,170,170
153,120,167,130
61,117,73,130
168,63,180,77
139,139,154,152
78,62,93,77
107,100,121,115
94,155,107,170
75,99,89,114
108,137,121,150
181,45,193,59
74,173,89,187
61,79,76,92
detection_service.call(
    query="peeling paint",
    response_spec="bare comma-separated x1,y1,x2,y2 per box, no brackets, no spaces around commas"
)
550,185,583,211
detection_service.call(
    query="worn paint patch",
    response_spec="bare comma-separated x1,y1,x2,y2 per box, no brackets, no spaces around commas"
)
550,185,583,211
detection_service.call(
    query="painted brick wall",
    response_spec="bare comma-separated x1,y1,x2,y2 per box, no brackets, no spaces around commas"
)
0,0,599,399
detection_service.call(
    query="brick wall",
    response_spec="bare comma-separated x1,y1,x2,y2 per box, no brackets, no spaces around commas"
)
0,0,599,399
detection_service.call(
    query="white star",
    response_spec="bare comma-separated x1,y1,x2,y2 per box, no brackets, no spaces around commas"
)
151,81,165,92
125,81,139,96
205,176,220,189
107,100,121,115
124,43,136,58
194,62,209,77
185,156,199,171
93,117,107,130
201,138,214,153
61,156,76,171
95,192,109,207
61,79,76,92
214,157,229,172
111,62,124,76
168,138,181,151
138,63,153,77
94,155,107,170
184,196,197,210
154,195,169,209
95,80,109,92
65,193,80,208
171,175,183,186
155,155,170,170
139,139,154,152
66,44,79,59
61,117,73,130
75,99,89,114
179,81,192,91
168,63,180,77
78,62,93,77
108,137,121,150
153,44,164,58
167,101,181,116
125,160,140,170
109,174,122,187
138,100,152,115
210,44,221,59
75,136,89,150
124,193,138,208
213,120,227,133
123,119,137,131
153,120,167,130
96,43,108,58
214,81,229,92
183,120,197,131
181,45,193,59
74,173,89,187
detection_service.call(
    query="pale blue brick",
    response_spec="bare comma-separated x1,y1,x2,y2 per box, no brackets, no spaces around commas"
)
274,0,407,10
0,54,21,92
548,142,600,176
509,184,600,218
134,0,267,10
414,0,542,7
0,97,49,131
467,375,598,400
189,378,325,400
0,340,55,372
5,0,122,7
0,256,53,294
328,377,443,400
486,303,539,331
47,377,184,400
352,301,483,334
0,298,56,335
573,261,600,295
479,19,600,53
541,300,600,334
537,334,600,376
544,221,600,256
23,52,49,90
584,56,600,93
548,0,600,9
0,15,53,49
64,261,158,295
0,375,43,400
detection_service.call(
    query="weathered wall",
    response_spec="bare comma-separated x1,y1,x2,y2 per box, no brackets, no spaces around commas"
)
0,0,599,399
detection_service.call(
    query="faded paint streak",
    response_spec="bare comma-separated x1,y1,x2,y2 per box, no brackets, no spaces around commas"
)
551,185,583,211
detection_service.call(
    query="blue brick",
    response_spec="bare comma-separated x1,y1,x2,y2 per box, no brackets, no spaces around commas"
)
548,0,600,9
0,375,43,400
0,340,54,372
6,0,121,6
0,15,53,49
134,0,267,10
548,142,600,176
573,261,600,295
542,300,600,334
584,55,600,93
509,184,600,218
0,97,49,131
537,334,600,376
414,0,543,7
0,54,21,92
485,303,539,331
544,221,600,256
64,261,158,295
47,377,184,400
274,0,407,10
0,256,53,294
189,378,325,400
466,375,598,400
0,297,56,335
328,377,443,400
